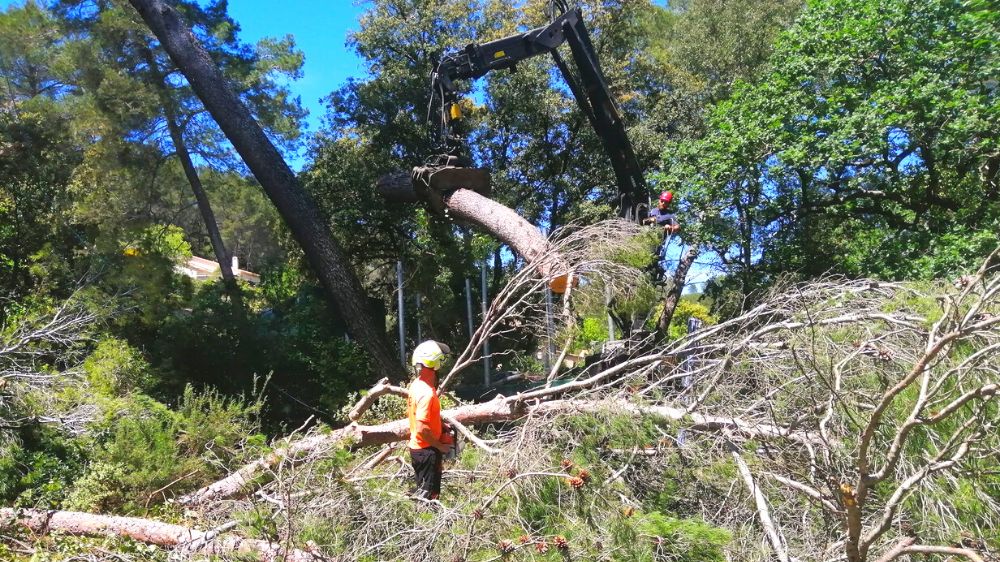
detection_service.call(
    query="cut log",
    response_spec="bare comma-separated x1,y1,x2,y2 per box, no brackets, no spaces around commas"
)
0,508,320,562
179,396,821,506
377,170,574,292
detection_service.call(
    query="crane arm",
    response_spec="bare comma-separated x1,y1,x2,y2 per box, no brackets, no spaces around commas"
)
427,6,647,218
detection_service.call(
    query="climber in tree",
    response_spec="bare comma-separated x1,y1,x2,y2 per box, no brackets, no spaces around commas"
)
643,191,680,283
644,191,680,233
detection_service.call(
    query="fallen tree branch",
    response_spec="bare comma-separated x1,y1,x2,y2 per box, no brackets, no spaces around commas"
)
731,448,790,562
0,508,321,562
443,414,500,454
179,397,820,506
348,378,407,421
873,536,986,562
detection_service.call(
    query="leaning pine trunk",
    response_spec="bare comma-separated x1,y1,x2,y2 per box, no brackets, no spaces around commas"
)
127,0,404,380
141,46,237,288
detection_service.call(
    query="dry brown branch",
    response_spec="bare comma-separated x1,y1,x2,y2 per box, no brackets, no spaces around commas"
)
347,378,407,421
0,294,99,437
873,536,987,562
731,447,790,562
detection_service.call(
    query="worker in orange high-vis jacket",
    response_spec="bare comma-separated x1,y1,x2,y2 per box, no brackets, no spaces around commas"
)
407,340,454,500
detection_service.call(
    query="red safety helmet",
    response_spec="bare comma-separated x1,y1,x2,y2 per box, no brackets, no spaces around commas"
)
659,191,673,204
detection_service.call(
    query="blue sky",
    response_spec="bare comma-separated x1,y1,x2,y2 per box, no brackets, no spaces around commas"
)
227,1,367,136
0,1,368,134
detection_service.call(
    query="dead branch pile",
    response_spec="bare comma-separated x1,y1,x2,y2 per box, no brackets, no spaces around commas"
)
0,295,98,438
4,227,998,562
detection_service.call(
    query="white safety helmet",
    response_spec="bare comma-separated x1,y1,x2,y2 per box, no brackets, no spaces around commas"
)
411,340,451,370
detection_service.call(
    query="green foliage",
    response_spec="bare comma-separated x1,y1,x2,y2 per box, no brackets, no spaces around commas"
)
636,512,731,562
98,225,195,332
0,426,89,508
664,297,716,339
0,105,81,312
552,411,670,467
576,316,610,347
64,386,260,513
151,275,373,429
658,0,1000,302
83,337,155,396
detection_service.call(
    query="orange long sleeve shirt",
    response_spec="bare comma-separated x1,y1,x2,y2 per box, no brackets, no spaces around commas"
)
407,369,442,450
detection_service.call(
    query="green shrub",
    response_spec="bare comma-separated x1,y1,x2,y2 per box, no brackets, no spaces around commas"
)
0,425,89,508
665,298,716,340
637,512,731,562
83,338,155,396
65,386,260,513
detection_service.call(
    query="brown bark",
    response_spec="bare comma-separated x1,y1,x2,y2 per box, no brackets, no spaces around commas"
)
377,171,572,291
0,508,320,561
658,244,699,335
127,0,404,380
179,396,819,506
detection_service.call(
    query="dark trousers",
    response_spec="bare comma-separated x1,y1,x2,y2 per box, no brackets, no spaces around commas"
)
409,447,443,500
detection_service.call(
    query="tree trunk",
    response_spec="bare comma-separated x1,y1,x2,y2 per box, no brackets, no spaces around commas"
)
141,46,236,288
377,171,572,291
179,396,818,506
0,508,319,562
127,0,404,380
658,245,699,335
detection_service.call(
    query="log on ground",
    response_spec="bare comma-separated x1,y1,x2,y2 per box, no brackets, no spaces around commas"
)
0,508,320,562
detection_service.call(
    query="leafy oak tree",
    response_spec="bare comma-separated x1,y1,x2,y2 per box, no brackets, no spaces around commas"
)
659,0,1000,310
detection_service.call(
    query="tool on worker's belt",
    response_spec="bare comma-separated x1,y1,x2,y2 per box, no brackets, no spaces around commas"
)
417,2,647,219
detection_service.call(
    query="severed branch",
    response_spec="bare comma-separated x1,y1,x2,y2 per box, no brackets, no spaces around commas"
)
377,171,572,290
731,446,790,562
179,397,817,506
348,378,408,421
873,537,986,562
443,414,500,454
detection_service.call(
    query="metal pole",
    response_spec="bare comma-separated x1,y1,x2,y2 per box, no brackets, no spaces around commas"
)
480,260,491,386
465,278,474,340
677,318,702,446
415,292,422,343
544,285,554,373
605,282,615,341
397,260,405,364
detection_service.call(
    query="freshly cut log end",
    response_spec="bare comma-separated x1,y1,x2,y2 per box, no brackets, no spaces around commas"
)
548,272,579,294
